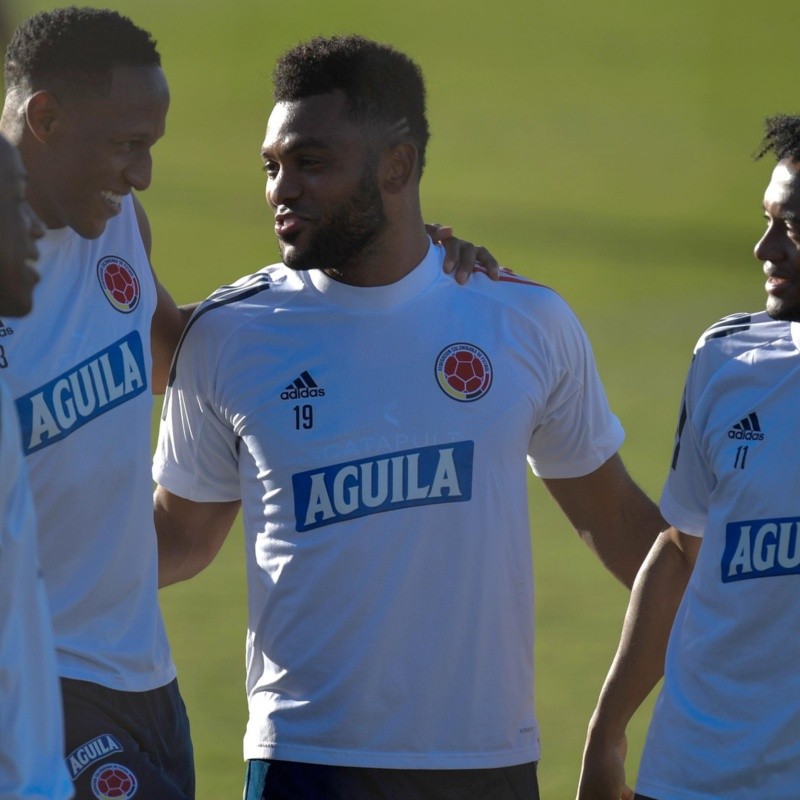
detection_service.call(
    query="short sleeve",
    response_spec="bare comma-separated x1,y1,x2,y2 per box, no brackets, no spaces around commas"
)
527,301,624,478
153,318,241,502
658,362,713,537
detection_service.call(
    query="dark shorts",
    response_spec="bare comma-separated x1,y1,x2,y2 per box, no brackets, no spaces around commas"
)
244,758,540,800
61,677,194,800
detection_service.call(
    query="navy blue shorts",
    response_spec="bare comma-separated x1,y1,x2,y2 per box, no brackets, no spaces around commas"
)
61,677,194,800
244,759,540,800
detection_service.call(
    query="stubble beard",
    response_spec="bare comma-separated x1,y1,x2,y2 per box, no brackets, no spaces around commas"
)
766,296,800,323
281,164,387,274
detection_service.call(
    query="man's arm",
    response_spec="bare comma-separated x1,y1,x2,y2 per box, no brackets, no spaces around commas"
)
575,526,699,800
154,486,241,588
132,194,196,393
542,453,665,589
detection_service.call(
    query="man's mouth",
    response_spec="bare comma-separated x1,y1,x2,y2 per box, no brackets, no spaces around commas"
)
275,211,308,238
101,190,124,211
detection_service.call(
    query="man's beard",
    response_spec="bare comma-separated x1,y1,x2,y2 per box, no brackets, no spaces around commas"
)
281,164,387,273
766,297,800,322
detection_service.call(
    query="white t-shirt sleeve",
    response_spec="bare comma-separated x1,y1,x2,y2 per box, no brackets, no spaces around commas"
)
658,359,713,537
153,316,241,502
527,297,624,478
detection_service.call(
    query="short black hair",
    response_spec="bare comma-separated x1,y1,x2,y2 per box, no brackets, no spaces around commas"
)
753,115,800,162
273,35,430,173
4,6,160,96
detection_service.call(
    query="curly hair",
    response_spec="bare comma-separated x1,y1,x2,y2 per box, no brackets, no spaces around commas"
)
4,6,160,96
273,35,430,173
753,115,800,162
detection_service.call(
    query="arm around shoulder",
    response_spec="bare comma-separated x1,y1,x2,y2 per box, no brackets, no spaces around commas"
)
132,194,195,393
154,485,240,588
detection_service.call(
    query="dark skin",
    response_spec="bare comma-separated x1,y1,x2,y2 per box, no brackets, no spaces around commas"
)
0,137,43,317
157,90,663,590
576,161,800,800
1,66,500,392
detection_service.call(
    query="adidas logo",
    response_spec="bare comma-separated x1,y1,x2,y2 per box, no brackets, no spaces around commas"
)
280,370,326,400
728,412,765,441
0,318,13,337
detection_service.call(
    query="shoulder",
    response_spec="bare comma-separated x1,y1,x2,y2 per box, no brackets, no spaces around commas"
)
683,310,790,398
188,265,295,334
167,265,294,381
459,266,576,325
694,310,787,360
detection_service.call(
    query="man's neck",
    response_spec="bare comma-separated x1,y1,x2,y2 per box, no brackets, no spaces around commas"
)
322,220,429,288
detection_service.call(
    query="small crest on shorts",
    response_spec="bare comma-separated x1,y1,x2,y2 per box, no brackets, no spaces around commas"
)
91,762,138,800
435,343,493,402
97,256,141,313
66,734,123,780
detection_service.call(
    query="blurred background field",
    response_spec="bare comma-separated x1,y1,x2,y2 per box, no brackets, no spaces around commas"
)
6,0,795,796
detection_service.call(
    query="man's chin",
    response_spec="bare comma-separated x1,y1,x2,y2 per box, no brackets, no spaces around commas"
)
766,298,800,322
280,244,322,272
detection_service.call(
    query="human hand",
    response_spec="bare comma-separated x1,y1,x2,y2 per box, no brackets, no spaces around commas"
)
576,732,633,800
425,223,500,284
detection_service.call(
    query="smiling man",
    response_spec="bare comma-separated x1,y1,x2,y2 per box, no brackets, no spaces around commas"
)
153,35,662,800
0,9,193,799
0,9,505,798
576,114,800,800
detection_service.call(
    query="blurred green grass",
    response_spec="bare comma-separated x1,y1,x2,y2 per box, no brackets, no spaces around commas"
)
8,0,794,796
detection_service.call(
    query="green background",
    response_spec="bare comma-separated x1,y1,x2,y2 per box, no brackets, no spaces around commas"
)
6,0,794,796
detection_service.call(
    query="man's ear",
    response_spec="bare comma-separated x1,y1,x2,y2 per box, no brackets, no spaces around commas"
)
381,141,418,194
24,90,61,143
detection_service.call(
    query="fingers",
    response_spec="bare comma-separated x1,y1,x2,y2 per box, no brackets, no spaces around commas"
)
424,222,454,245
423,222,501,283
475,245,500,280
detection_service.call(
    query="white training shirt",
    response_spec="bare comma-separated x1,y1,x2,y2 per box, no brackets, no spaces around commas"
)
154,241,624,768
637,311,800,799
0,378,73,800
5,195,175,691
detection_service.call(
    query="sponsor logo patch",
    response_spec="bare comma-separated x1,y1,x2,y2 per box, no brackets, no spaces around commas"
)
16,332,148,455
435,343,492,402
727,411,765,441
90,763,138,799
67,734,123,780
293,441,474,531
722,516,800,582
97,256,140,313
281,370,325,400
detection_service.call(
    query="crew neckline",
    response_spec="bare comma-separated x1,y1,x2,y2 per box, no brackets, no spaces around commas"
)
304,238,443,311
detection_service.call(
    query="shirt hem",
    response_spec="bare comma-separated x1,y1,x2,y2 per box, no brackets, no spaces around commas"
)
57,661,177,692
243,743,541,770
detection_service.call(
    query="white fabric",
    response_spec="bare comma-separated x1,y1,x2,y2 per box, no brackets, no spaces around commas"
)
154,241,624,769
5,195,174,691
0,378,73,800
638,311,800,799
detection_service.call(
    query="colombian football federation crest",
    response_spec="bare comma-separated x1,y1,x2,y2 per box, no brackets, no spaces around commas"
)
90,763,138,800
97,256,140,313
435,343,492,402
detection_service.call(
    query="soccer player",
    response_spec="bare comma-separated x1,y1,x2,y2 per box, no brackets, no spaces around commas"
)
1,8,500,797
153,35,663,800
1,9,196,799
0,133,72,799
576,114,800,800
